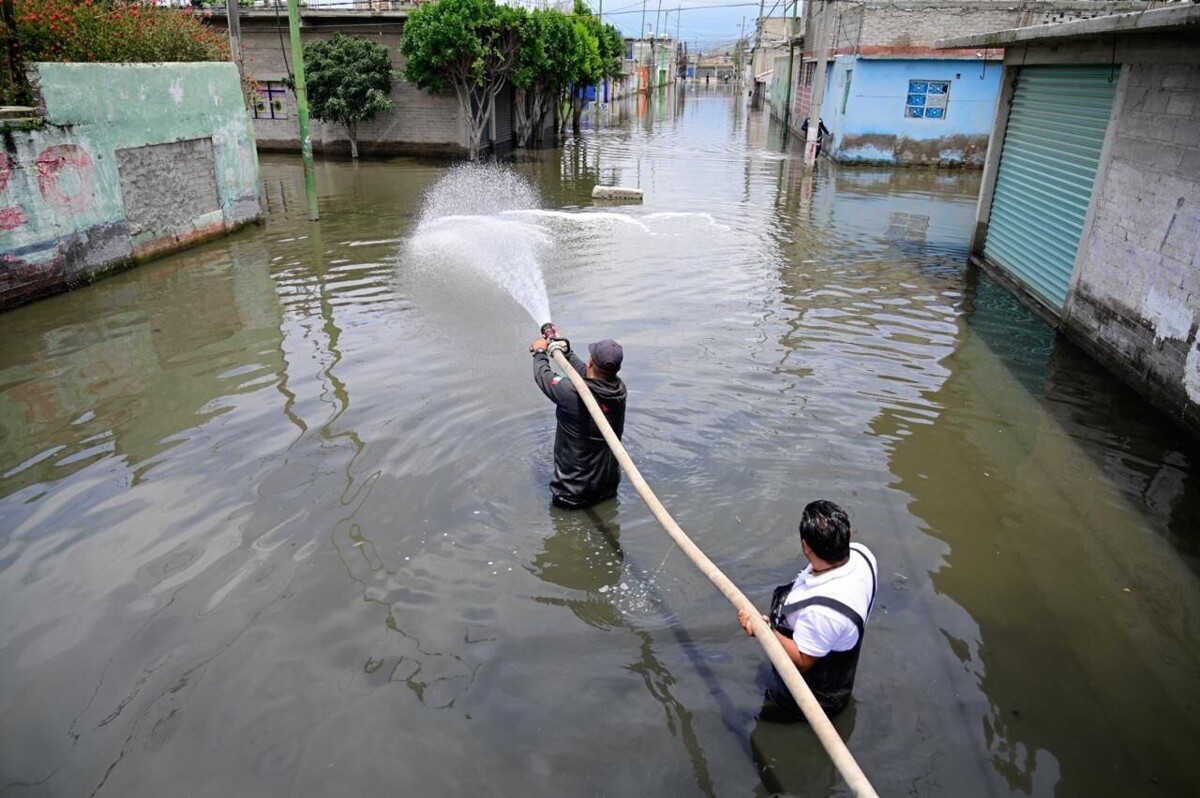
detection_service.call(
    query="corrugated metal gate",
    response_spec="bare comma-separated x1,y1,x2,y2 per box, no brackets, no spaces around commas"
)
983,65,1117,312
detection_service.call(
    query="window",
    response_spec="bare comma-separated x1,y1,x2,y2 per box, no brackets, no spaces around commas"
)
905,80,949,119
841,68,853,114
801,62,816,87
253,82,289,121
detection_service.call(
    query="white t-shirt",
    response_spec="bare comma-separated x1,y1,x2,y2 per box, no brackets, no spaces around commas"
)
782,542,878,658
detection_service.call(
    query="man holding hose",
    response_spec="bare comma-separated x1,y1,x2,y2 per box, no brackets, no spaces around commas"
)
530,331,627,509
739,500,878,719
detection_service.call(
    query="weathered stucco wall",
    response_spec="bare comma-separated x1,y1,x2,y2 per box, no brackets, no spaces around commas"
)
0,62,262,309
1063,54,1200,435
821,57,1002,166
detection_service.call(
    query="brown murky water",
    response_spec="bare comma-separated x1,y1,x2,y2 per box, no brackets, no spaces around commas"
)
2,86,1198,797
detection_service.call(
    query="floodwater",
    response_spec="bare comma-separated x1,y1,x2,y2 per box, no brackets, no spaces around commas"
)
2,86,1199,797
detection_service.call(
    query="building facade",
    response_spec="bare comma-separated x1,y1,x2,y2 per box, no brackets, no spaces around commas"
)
940,5,1200,436
211,8,522,157
791,0,1149,166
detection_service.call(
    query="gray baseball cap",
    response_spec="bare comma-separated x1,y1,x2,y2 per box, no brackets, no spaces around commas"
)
588,339,623,373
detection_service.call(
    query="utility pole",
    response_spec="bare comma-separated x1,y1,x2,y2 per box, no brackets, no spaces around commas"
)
225,0,245,85
640,0,648,94
286,0,319,221
782,0,798,137
756,0,764,49
804,0,832,168
653,0,663,89
740,16,746,84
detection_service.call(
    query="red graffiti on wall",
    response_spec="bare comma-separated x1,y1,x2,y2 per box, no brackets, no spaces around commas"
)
36,145,95,214
0,152,28,231
0,144,98,235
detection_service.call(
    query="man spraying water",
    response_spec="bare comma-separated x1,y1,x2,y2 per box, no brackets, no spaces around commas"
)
530,324,627,509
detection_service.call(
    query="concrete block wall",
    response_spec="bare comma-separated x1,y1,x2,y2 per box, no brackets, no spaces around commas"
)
805,1,1151,55
0,63,262,310
238,23,467,156
1064,55,1200,435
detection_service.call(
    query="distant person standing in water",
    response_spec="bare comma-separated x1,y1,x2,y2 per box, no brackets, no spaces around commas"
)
738,500,878,719
799,117,830,159
530,333,627,509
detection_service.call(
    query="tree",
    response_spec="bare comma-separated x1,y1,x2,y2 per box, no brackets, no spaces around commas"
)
563,0,622,134
294,33,393,159
732,36,749,78
401,0,524,160
511,9,576,148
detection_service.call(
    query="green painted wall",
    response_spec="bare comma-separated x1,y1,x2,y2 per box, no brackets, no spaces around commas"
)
1,62,263,309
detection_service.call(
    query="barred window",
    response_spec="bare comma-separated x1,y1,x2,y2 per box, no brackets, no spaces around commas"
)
253,82,289,121
905,80,949,119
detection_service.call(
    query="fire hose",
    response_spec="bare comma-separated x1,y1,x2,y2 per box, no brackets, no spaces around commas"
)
544,336,880,798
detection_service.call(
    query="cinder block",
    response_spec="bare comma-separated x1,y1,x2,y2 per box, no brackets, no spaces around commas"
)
1162,64,1200,90
1140,87,1171,114
1166,91,1196,118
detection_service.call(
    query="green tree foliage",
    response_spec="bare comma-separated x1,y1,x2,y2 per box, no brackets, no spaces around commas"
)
296,33,394,159
511,9,574,147
732,36,749,75
2,0,229,106
562,0,623,134
401,0,625,154
401,0,524,159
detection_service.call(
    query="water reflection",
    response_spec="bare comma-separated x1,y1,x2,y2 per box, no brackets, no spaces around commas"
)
879,268,1200,796
2,85,1198,798
529,502,718,796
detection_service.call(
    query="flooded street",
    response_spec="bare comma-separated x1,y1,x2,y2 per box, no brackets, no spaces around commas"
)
2,86,1199,796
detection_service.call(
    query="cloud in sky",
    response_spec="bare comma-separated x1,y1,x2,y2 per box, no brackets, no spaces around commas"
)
584,0,784,52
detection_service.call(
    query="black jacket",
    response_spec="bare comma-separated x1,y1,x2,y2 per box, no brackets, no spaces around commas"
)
533,350,627,508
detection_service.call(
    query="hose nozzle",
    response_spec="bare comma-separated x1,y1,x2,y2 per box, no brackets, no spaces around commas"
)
540,322,557,340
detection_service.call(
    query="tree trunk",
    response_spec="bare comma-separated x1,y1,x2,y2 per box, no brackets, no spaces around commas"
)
347,122,359,159
454,85,485,160
530,86,548,146
570,89,583,135
514,87,533,148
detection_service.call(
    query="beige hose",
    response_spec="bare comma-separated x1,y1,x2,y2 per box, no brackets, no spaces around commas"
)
550,349,880,798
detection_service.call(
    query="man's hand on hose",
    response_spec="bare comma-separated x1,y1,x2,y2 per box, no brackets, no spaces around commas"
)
738,607,769,637
530,338,549,354
547,338,570,358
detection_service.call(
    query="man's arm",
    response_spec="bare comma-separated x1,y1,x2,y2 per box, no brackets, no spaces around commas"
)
531,348,576,405
737,608,820,672
772,628,820,672
566,350,587,378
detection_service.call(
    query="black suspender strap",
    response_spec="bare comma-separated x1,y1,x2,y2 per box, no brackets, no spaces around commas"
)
778,596,864,640
852,546,878,617
774,547,877,643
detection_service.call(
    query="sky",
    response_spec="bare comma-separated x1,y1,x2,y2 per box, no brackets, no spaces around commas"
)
578,0,794,54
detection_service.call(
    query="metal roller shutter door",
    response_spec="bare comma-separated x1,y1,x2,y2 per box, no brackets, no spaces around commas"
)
983,65,1117,311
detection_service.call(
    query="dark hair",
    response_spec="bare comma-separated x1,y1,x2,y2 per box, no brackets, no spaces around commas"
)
799,500,852,562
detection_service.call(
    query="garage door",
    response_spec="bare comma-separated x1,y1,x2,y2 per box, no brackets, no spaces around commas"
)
983,65,1117,312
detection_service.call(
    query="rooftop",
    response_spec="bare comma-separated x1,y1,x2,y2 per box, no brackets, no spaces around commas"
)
935,4,1200,48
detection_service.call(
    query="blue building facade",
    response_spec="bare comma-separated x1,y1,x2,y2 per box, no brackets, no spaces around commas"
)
817,56,1003,166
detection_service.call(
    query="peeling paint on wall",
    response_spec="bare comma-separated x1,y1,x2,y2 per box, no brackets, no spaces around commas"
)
0,63,263,310
1144,283,1196,343
1185,338,1200,403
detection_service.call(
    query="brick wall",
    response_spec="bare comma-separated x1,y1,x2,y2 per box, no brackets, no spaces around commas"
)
1065,54,1200,435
